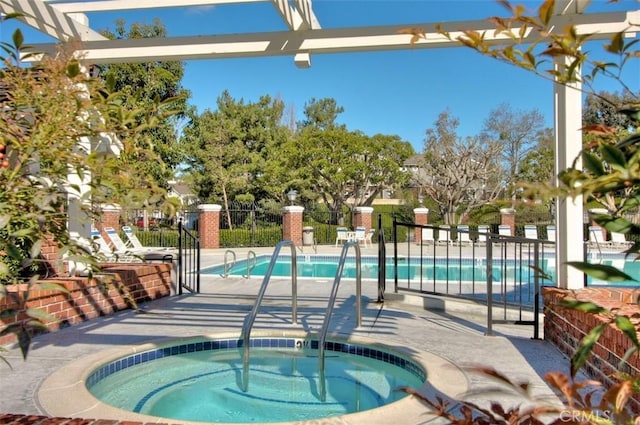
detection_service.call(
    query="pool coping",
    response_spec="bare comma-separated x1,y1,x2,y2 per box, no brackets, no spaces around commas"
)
37,330,469,425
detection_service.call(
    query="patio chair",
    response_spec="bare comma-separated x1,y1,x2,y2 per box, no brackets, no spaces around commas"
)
588,225,608,248
524,225,538,240
354,226,367,246
437,225,452,245
89,228,141,263
421,227,435,244
456,225,471,245
546,225,556,243
476,225,489,244
611,231,632,248
335,227,350,246
104,227,175,261
364,228,375,246
498,225,512,237
122,225,174,251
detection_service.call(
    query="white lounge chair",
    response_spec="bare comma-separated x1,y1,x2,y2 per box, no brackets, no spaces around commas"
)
122,225,174,251
546,225,556,243
457,225,471,245
476,225,490,244
437,225,452,245
421,227,435,244
588,225,608,247
335,227,350,246
524,225,538,240
498,225,512,237
89,228,141,263
611,231,632,248
104,227,175,261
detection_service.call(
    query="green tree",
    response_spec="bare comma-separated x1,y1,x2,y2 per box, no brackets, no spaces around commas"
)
421,109,505,224
181,91,293,220
290,98,413,220
516,127,555,186
97,19,190,193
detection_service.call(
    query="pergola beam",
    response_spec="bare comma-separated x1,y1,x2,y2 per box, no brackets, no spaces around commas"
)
0,0,107,41
23,10,638,64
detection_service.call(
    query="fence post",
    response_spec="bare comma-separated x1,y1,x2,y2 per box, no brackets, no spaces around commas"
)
198,204,222,249
353,206,374,232
413,207,429,243
283,206,304,246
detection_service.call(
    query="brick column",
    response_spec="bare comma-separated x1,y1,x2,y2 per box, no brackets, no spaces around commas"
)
198,204,222,249
283,206,304,246
414,207,429,243
500,208,515,236
97,204,122,240
353,207,374,231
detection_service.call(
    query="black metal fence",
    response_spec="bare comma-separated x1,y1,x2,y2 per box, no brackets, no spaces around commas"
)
178,219,200,294
219,201,283,247
392,218,554,339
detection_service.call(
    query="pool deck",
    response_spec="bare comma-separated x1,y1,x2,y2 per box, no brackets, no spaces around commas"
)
0,243,581,424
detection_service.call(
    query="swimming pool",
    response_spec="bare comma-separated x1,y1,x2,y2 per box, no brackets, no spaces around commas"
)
203,254,639,286
39,331,468,424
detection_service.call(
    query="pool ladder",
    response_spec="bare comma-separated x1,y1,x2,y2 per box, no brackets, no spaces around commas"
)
318,241,362,401
240,240,298,392
221,249,257,278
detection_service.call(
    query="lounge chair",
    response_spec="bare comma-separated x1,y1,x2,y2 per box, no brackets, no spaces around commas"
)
588,225,608,248
524,225,538,240
546,225,556,243
335,227,350,246
421,227,435,244
456,225,471,245
437,225,452,245
611,231,632,248
476,225,489,244
89,228,141,263
122,225,174,251
498,225,512,237
104,227,175,261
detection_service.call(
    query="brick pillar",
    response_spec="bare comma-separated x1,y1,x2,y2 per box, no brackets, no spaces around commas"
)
353,207,374,231
198,204,222,249
414,207,429,243
97,204,122,240
283,206,304,246
500,208,516,236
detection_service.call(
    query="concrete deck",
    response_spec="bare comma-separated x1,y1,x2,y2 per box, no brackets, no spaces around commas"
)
0,244,576,424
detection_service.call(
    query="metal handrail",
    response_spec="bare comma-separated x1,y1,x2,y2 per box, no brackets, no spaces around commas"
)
318,241,362,401
221,249,236,278
244,250,257,278
240,240,298,392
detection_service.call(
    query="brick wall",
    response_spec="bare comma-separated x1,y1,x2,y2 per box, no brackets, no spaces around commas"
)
543,286,640,413
0,262,172,346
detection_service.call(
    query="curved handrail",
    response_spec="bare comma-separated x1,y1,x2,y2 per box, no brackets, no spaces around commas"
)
244,250,257,278
240,240,298,392
221,249,236,278
318,241,362,401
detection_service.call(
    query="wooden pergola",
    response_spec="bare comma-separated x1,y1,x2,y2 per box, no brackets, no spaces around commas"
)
1,0,639,288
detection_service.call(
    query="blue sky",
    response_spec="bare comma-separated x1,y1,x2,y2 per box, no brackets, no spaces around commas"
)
1,1,638,151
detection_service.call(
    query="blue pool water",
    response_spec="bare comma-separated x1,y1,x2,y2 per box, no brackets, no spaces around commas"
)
87,336,425,423
203,254,640,286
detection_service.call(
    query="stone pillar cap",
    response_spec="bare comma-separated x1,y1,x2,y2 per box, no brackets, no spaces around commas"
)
354,206,374,214
198,204,222,212
499,207,515,214
283,206,304,213
99,203,121,212
413,207,430,214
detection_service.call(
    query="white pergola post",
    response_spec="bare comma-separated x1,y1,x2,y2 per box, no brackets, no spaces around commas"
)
554,58,585,289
